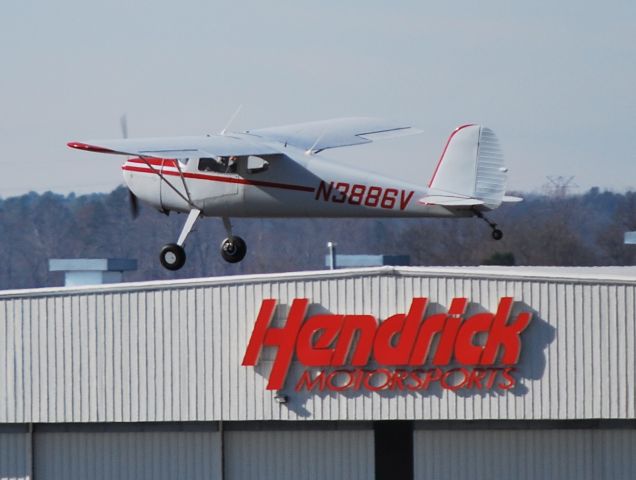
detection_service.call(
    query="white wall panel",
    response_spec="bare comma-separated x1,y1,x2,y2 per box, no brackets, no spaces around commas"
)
225,428,373,480
34,429,221,480
1,268,636,422
414,428,636,480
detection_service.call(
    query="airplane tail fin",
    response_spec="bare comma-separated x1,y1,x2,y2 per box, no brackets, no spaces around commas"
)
423,124,515,209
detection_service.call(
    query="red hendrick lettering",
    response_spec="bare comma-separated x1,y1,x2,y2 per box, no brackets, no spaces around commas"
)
421,368,443,389
399,190,414,210
440,368,469,391
374,298,428,365
409,312,446,365
295,370,327,391
465,368,488,389
326,370,355,391
499,367,517,390
407,370,425,391
244,296,532,391
315,181,334,201
481,298,532,364
296,314,342,365
241,298,308,390
363,369,392,391
332,315,377,365
486,368,499,389
389,369,409,390
455,312,493,364
432,298,467,365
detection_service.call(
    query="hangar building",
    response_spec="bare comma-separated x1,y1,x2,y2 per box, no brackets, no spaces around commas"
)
1,266,636,479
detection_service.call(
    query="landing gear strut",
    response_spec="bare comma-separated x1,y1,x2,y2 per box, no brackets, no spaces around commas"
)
159,208,201,271
220,217,247,263
473,208,503,241
158,211,248,270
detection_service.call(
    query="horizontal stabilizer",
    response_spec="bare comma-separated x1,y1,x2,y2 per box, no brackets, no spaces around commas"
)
418,195,485,207
502,195,523,203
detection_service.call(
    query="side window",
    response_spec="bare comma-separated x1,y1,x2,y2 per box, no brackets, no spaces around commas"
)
198,157,238,173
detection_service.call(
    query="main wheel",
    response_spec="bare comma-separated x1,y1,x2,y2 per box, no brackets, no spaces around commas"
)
492,229,503,241
220,236,247,263
160,243,186,270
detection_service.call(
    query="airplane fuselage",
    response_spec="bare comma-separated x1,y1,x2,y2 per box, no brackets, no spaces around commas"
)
122,144,472,219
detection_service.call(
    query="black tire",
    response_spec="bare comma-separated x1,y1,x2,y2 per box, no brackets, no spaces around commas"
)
160,243,186,270
220,236,247,263
492,229,503,241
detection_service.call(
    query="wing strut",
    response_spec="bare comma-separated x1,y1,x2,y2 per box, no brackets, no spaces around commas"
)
137,156,197,209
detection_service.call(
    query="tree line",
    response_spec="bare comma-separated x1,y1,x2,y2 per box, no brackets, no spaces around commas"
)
0,186,634,290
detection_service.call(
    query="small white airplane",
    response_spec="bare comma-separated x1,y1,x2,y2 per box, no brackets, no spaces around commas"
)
68,117,521,270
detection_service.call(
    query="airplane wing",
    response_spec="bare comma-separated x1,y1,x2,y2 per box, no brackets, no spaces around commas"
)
68,135,280,159
68,117,421,158
245,117,421,153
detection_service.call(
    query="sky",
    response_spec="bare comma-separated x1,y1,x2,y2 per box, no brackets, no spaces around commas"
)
0,0,634,197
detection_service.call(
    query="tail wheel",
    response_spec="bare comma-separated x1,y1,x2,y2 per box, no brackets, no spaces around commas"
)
492,229,503,241
160,243,186,270
220,236,247,263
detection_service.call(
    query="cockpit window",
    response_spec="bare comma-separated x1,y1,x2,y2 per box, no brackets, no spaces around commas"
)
198,157,237,173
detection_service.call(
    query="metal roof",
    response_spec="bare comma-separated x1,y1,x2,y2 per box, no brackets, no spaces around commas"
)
3,265,636,298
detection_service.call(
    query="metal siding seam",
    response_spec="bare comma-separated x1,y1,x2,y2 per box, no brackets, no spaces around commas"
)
135,291,146,422
120,294,129,422
616,286,627,417
195,288,205,419
1,300,10,423
566,283,576,418
152,290,163,422
13,300,23,423
220,286,231,420
609,285,619,417
627,286,635,417
167,290,176,421
186,290,196,420
600,285,610,417
112,294,122,422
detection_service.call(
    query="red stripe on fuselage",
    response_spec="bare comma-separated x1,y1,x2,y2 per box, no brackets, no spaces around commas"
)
128,157,178,167
121,165,316,193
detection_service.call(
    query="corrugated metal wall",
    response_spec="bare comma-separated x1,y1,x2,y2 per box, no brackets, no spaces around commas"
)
1,268,635,422
414,428,636,480
34,428,221,480
225,428,373,480
0,430,29,480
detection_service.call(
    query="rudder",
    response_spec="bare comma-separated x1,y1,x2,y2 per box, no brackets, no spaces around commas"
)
428,124,506,209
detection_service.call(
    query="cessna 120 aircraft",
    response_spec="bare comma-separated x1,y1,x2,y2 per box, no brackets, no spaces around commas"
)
68,117,521,270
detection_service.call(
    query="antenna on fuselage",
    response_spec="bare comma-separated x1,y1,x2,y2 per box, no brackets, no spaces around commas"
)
306,127,328,155
220,105,243,135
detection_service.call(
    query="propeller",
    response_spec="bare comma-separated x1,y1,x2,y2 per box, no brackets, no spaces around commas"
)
120,114,129,140
129,189,139,219
121,114,139,219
